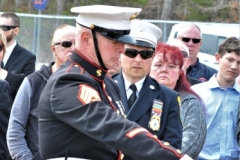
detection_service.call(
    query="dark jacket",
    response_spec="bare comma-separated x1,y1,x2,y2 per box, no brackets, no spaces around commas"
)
38,51,184,160
3,43,36,106
7,62,53,160
113,72,183,160
26,62,53,159
187,58,217,82
186,75,202,86
0,80,10,160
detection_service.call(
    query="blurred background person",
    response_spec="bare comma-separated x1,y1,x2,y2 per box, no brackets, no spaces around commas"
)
0,12,36,106
7,24,76,160
106,58,121,77
150,43,207,160
166,38,202,85
176,23,217,82
0,28,11,160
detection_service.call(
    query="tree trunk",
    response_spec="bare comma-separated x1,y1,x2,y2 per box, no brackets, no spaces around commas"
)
56,0,66,15
161,0,174,20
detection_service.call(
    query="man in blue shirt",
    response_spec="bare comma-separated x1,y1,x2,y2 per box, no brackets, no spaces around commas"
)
192,37,240,160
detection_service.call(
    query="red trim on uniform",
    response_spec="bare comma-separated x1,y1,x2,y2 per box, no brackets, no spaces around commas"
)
75,49,107,72
146,132,183,158
66,62,84,74
126,128,148,138
117,150,122,160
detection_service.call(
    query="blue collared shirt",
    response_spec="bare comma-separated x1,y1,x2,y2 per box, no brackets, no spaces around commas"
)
191,74,240,160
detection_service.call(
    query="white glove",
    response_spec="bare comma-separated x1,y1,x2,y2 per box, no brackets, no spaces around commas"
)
180,154,193,160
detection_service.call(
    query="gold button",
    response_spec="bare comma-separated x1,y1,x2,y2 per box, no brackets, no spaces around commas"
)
96,69,102,76
176,149,181,154
74,64,79,67
153,135,158,139
164,142,170,146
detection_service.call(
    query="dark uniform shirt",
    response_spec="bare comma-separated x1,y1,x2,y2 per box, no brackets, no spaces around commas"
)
38,50,184,160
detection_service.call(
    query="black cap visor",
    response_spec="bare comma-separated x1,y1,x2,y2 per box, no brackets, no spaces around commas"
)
134,40,155,49
94,25,136,45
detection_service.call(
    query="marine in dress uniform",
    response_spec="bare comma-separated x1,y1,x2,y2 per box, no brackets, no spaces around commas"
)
113,20,183,160
38,5,192,160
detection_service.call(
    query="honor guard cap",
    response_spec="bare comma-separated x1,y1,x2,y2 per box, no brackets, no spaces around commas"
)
130,19,162,48
71,5,142,44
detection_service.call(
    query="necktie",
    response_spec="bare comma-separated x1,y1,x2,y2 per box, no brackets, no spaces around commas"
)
128,84,137,108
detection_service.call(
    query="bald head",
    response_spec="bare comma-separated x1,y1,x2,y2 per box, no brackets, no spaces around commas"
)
51,24,76,44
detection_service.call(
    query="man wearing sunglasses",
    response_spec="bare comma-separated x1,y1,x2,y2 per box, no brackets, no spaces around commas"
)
113,19,183,160
0,12,36,106
7,24,75,160
177,23,217,82
37,5,192,160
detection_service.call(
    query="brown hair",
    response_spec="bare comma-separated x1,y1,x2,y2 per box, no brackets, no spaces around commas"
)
218,36,240,57
0,12,20,27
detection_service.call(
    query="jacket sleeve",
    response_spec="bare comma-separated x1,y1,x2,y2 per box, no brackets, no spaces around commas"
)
5,72,25,106
50,74,185,160
21,53,36,76
161,93,183,149
7,78,33,160
181,97,207,159
0,80,10,160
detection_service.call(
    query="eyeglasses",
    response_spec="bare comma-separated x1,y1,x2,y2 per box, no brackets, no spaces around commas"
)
0,44,4,51
54,41,73,48
124,48,154,59
0,25,18,31
179,37,201,44
181,51,188,57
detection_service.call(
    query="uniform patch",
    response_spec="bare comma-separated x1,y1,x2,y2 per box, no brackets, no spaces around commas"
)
126,128,148,138
78,84,101,104
148,99,163,131
177,96,183,125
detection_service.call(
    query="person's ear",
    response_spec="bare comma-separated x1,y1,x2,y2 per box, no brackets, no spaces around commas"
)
82,31,92,47
186,57,191,68
50,44,57,57
13,27,20,36
215,53,221,64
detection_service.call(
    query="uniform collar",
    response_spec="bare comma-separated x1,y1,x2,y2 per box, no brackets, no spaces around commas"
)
71,50,107,81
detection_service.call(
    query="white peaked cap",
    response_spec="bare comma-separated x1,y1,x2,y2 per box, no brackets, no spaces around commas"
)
130,19,162,48
71,5,142,44
71,5,142,31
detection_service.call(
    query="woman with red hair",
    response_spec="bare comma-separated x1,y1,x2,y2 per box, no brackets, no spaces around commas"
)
150,43,207,160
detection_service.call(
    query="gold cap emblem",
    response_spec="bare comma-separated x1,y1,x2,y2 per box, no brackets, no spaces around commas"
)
129,12,138,20
90,24,94,29
96,69,102,76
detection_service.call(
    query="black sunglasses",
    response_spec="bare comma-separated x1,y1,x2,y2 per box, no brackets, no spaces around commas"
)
124,48,154,59
54,41,73,48
180,37,201,44
0,25,18,31
0,44,3,51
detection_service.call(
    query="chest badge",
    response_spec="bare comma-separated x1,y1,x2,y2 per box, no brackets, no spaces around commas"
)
148,99,163,131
